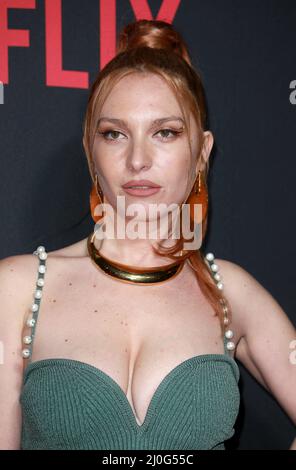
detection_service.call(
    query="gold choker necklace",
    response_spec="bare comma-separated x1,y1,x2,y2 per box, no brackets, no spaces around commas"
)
87,231,185,285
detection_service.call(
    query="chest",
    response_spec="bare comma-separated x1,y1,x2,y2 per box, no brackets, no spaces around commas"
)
27,256,227,426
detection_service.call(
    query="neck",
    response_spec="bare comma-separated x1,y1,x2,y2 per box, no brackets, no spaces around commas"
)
92,212,183,267
98,238,182,267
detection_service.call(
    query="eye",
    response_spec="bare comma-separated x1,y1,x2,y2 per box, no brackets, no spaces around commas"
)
97,127,183,142
155,128,183,140
98,130,125,141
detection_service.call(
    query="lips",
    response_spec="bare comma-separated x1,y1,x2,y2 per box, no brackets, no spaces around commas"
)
122,179,161,189
122,186,161,197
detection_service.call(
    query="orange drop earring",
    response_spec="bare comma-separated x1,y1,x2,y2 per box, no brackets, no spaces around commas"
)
90,174,105,223
186,170,208,225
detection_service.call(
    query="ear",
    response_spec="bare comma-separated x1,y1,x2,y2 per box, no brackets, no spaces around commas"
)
196,130,214,174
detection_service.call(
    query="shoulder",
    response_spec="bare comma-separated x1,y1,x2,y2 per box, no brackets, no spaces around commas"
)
212,257,253,288
0,252,44,329
0,238,89,339
0,252,40,299
0,236,90,286
213,257,285,334
212,256,264,306
214,256,296,360
212,257,279,335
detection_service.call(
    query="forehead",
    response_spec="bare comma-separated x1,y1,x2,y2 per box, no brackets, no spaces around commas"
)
100,73,182,116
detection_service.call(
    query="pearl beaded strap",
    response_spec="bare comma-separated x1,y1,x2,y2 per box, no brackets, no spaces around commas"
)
204,252,235,352
22,245,48,359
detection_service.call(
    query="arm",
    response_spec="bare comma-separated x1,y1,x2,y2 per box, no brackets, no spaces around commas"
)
0,254,36,449
216,259,296,435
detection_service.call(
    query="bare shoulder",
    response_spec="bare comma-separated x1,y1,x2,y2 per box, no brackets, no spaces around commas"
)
0,252,42,314
0,235,89,347
213,257,292,336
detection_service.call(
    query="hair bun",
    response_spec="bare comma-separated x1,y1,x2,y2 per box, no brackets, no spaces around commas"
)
116,19,192,66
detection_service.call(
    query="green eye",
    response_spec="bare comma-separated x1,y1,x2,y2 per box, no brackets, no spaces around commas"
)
156,128,183,140
97,127,183,142
99,130,123,140
157,129,176,138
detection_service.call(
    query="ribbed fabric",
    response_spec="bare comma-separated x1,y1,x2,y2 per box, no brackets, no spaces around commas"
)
20,353,240,450
19,248,241,450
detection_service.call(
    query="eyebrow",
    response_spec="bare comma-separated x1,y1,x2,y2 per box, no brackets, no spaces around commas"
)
97,116,185,126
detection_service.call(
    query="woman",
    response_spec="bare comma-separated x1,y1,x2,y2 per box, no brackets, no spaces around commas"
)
0,19,295,450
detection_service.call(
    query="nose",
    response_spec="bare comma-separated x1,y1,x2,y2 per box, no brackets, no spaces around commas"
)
126,139,152,173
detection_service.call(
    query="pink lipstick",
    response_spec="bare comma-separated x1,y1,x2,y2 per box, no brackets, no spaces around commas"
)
122,179,161,197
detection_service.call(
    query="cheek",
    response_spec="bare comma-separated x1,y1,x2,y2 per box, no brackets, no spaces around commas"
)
168,153,193,201
93,149,117,181
165,153,191,185
93,142,125,177
164,170,190,204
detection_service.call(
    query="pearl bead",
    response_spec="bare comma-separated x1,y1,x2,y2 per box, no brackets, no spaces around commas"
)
226,341,235,350
31,303,39,312
217,281,224,290
37,246,45,253
34,290,42,299
38,265,46,274
39,252,47,260
22,348,31,358
23,335,32,344
214,273,221,281
37,278,44,287
224,317,230,325
225,329,234,339
26,318,36,328
222,304,228,313
210,263,218,272
206,253,214,262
